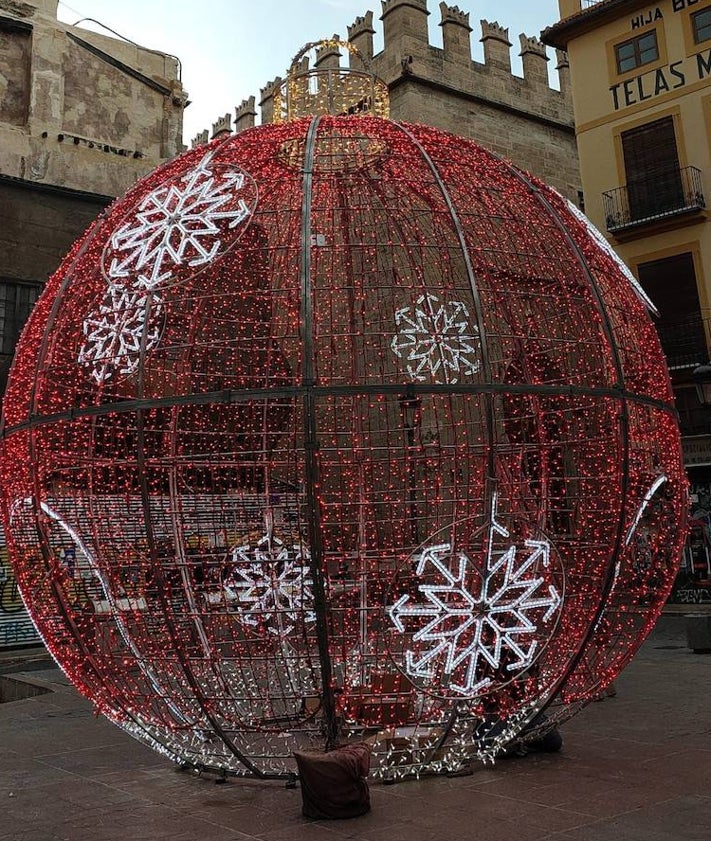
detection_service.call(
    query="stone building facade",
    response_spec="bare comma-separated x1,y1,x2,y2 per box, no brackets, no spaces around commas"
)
0,0,186,195
0,0,186,648
0,0,187,386
201,0,580,203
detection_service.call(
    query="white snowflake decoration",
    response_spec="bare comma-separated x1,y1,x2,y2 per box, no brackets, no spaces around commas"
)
391,294,481,383
224,535,315,636
103,150,256,291
388,498,562,696
78,286,163,384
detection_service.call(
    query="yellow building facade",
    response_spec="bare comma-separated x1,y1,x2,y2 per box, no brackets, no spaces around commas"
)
544,0,711,601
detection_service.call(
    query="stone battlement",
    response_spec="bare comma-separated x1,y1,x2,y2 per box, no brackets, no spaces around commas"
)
481,20,510,44
519,33,549,59
381,0,429,19
259,77,282,103
347,11,376,40
252,2,571,127
190,129,209,149
235,96,257,133
211,113,232,139
201,1,579,202
440,3,471,30
348,11,376,67
205,2,572,139
315,36,342,69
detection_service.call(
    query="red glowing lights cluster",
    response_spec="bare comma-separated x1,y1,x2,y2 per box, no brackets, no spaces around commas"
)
0,115,686,779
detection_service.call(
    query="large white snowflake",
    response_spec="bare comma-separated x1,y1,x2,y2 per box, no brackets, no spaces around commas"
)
103,150,256,290
78,286,163,384
224,534,315,636
388,501,562,696
391,294,481,383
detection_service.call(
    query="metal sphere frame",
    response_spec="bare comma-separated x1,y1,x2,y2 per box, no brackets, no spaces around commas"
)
0,112,686,781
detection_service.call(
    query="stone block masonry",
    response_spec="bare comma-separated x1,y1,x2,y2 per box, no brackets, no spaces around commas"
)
213,1,581,202
0,0,187,197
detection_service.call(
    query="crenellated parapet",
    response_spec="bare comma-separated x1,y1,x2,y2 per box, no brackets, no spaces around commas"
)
440,2,470,29
259,76,283,125
190,129,209,149
519,33,550,87
240,2,574,131
480,19,512,73
381,0,429,46
519,33,548,58
347,11,375,66
235,1,577,200
439,3,472,66
211,113,232,140
235,96,257,133
315,35,342,70
260,77,282,103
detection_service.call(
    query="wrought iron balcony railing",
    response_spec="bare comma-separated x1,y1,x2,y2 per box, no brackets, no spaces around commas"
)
603,166,706,233
658,314,711,436
656,313,709,372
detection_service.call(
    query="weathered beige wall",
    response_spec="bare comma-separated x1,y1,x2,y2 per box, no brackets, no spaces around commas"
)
0,0,186,197
0,21,31,125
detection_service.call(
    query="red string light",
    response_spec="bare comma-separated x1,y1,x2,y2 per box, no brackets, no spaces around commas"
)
0,115,686,779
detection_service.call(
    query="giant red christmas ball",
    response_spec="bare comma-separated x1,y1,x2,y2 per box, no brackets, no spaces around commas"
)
0,114,686,779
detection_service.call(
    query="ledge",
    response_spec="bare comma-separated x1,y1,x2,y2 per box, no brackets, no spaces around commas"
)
608,206,707,241
0,172,113,205
542,0,654,50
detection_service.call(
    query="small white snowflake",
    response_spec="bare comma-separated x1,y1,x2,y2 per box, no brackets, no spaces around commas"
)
224,534,315,636
103,150,257,290
391,294,481,383
78,286,163,384
389,499,562,696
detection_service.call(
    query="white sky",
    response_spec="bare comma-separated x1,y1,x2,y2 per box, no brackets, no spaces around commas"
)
55,0,562,145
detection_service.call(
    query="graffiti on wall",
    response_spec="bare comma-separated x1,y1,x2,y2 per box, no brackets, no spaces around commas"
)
671,480,711,603
0,539,40,649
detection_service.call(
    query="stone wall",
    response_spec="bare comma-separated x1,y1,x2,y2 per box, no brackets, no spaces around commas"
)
0,16,31,126
0,0,187,197
359,2,579,199
0,0,187,376
0,176,109,283
208,1,581,201
0,175,110,392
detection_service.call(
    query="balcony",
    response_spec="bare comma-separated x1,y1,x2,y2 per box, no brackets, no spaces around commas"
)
660,314,711,437
656,313,709,372
602,166,706,235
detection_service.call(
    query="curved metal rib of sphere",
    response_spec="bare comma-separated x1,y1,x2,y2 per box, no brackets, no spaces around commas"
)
0,116,686,779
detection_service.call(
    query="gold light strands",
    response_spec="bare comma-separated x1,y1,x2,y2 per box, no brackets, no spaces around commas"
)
273,39,390,123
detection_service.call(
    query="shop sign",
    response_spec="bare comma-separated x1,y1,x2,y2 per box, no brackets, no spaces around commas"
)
682,435,711,466
610,1,711,111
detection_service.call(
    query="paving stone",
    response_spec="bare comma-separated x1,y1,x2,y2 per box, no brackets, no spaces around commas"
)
0,616,708,841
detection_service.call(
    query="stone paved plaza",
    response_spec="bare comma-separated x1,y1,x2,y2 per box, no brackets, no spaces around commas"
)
0,613,709,841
